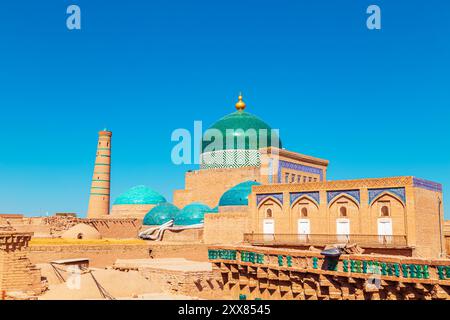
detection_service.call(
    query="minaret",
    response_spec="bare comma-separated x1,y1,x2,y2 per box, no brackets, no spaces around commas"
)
87,129,112,218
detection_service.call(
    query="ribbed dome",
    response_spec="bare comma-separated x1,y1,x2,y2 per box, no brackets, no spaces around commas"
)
113,185,166,205
174,202,212,226
143,203,179,226
219,180,261,207
201,111,282,153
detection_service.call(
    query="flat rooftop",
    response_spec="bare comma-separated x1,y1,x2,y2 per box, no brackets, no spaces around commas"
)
114,258,212,272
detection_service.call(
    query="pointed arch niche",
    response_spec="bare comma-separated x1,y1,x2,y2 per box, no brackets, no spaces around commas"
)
369,191,406,236
257,196,284,234
290,195,320,234
328,194,360,234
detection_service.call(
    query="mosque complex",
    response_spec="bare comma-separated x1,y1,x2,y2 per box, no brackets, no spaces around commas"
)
1,94,449,300
87,94,446,259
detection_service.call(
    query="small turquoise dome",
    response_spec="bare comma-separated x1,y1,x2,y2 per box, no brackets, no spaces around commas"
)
174,202,211,226
143,203,180,226
113,185,166,205
219,181,261,207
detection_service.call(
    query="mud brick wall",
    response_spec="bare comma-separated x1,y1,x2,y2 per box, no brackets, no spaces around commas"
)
204,210,249,244
139,267,228,299
147,243,209,262
0,233,44,296
85,218,142,238
28,244,152,267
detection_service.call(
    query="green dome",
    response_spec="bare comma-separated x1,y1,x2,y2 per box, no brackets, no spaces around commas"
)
201,110,282,153
174,202,212,226
219,181,261,207
113,185,166,205
143,203,179,226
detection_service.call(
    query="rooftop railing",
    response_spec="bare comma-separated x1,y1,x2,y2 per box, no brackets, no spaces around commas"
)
243,233,408,248
208,245,450,283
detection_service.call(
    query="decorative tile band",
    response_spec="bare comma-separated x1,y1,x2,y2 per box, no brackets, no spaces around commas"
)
277,160,324,183
290,191,320,205
256,193,284,206
368,187,406,204
413,177,442,193
200,150,261,169
327,190,360,205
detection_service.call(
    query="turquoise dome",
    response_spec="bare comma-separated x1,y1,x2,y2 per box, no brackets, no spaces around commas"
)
174,202,212,226
113,185,166,205
219,181,261,207
143,203,180,226
201,110,282,153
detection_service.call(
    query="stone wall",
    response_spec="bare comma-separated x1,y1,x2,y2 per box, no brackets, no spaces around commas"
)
0,232,44,298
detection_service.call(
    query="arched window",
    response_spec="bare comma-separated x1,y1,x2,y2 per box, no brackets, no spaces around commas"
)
301,207,308,217
266,208,273,218
340,206,347,217
381,206,390,217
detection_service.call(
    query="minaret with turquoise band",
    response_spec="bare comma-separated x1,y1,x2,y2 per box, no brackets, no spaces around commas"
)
87,129,112,218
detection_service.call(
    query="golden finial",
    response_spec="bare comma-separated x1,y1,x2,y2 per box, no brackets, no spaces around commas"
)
235,92,246,111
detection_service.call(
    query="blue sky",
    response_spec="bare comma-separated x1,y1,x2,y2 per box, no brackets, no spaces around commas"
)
0,1,449,218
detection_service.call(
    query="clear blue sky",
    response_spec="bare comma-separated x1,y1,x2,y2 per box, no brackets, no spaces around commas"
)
0,1,449,218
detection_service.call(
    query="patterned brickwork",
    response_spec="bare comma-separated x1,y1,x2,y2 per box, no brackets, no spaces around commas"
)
254,176,414,193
